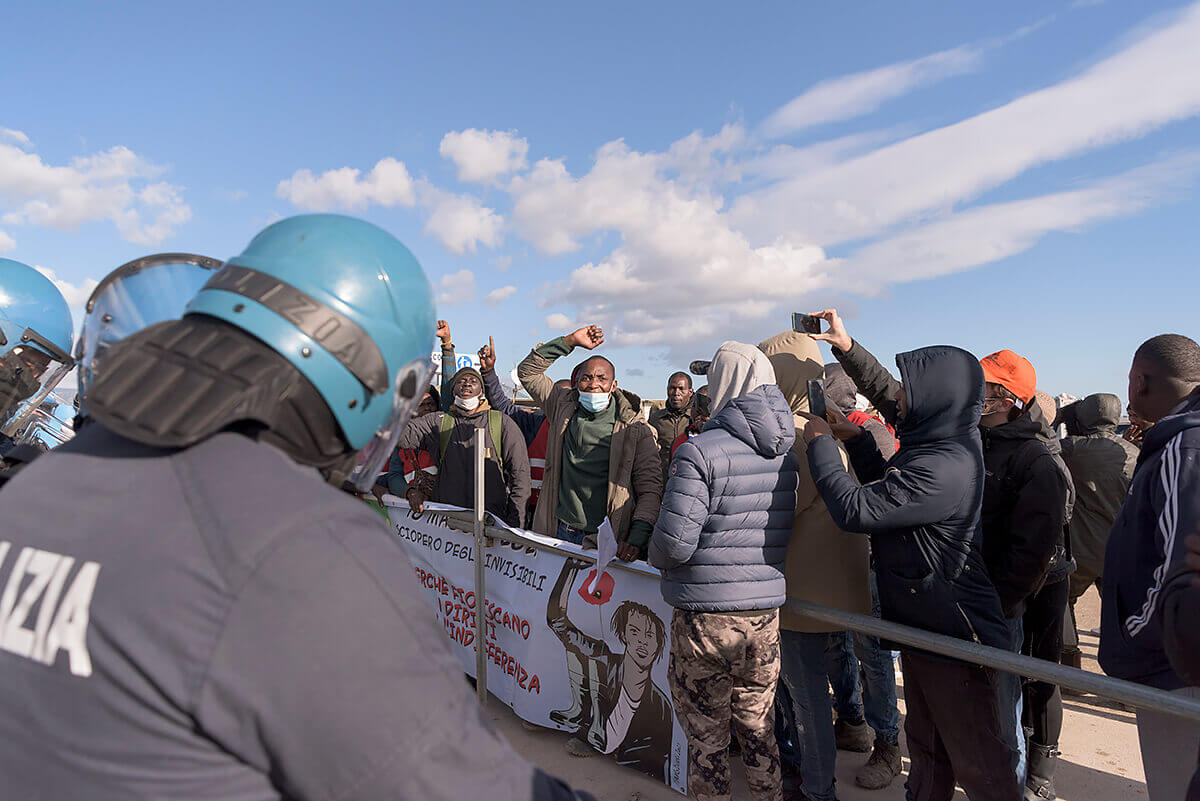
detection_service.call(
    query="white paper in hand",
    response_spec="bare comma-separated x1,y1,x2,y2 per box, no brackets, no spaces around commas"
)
587,516,618,595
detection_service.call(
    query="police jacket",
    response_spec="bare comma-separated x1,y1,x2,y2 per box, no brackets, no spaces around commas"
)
0,425,592,801
807,340,1009,650
980,405,1074,618
1100,391,1200,690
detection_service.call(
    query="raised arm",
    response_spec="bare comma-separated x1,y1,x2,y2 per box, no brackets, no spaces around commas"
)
809,309,902,427
437,320,456,412
480,336,544,446
517,325,604,411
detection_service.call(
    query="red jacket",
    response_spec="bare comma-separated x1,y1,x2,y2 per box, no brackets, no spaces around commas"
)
848,410,899,453
670,429,700,461
528,420,549,508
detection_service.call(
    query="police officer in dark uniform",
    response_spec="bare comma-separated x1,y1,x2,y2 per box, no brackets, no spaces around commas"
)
0,258,75,462
0,215,595,801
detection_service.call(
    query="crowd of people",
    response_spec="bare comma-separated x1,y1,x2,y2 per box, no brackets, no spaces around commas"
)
376,303,1200,801
0,213,1198,801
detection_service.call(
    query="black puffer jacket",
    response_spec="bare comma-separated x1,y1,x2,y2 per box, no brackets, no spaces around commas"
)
808,340,1008,650
980,404,1075,618
1061,393,1139,583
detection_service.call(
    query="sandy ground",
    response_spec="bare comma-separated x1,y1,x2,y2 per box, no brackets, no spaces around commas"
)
487,586,1148,800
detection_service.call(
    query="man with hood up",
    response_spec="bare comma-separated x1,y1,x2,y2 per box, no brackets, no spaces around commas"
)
803,309,1018,801
1058,393,1139,670
1101,333,1200,801
650,341,800,801
758,330,901,798
397,366,531,527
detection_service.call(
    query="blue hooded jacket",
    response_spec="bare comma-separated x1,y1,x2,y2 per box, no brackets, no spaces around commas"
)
1100,391,1200,690
649,384,801,611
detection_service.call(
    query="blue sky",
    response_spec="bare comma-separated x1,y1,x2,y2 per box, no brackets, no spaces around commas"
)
3,0,1198,402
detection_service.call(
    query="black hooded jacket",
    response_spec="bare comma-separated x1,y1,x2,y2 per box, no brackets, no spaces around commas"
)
979,404,1074,618
807,340,1008,650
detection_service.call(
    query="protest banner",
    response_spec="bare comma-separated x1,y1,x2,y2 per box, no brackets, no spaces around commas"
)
385,500,689,794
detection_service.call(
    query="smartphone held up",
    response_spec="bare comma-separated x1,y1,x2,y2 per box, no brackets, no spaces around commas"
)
807,379,828,420
793,312,823,335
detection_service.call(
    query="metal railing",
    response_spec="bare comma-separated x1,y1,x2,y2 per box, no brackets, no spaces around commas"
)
433,499,1200,725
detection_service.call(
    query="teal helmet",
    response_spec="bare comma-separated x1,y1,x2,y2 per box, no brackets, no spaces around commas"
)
1,258,75,435
186,214,436,489
77,253,221,403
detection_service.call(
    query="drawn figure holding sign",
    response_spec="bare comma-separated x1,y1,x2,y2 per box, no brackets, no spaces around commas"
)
547,558,673,783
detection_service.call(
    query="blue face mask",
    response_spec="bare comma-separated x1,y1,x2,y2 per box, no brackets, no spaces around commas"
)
578,390,611,413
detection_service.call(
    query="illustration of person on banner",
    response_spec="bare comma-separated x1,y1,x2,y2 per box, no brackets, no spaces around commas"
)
546,556,674,782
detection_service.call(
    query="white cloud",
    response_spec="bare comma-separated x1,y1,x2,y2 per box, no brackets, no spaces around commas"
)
0,128,29,146
510,133,827,349
545,313,573,330
762,44,983,138
735,3,1200,247
841,153,1200,287
437,269,477,306
0,231,13,252
34,266,100,308
0,141,191,245
485,285,518,306
439,129,529,183
492,255,512,271
276,157,416,211
421,187,504,254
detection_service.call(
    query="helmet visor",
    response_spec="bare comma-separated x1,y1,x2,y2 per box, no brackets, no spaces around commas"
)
79,257,220,397
348,355,437,493
1,341,73,435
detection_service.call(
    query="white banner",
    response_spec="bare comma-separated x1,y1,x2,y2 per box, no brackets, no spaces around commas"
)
385,501,688,794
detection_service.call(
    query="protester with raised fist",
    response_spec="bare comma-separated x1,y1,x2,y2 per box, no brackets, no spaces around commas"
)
517,324,662,561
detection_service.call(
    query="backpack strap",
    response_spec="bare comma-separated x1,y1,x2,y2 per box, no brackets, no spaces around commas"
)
438,410,506,473
489,410,505,473
438,413,455,463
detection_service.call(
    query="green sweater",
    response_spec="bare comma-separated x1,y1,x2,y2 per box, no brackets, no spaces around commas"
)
535,337,614,532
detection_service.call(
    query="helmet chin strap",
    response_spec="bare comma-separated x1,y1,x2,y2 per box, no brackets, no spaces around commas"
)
85,315,356,485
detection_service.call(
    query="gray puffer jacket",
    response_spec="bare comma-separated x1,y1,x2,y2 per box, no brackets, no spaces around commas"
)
649,385,801,611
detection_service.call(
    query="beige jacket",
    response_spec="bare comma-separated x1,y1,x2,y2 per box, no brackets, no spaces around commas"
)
517,346,663,542
758,330,872,632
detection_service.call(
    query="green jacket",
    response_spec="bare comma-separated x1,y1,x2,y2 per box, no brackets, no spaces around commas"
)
648,402,692,483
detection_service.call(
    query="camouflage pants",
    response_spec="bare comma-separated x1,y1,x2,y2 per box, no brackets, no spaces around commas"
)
669,609,782,801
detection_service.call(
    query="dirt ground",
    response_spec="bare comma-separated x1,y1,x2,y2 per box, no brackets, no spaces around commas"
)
488,586,1149,800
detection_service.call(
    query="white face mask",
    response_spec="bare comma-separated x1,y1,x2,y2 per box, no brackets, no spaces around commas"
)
454,395,481,411
578,390,611,413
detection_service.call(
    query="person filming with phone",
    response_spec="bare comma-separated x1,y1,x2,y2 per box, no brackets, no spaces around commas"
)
798,309,1019,801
